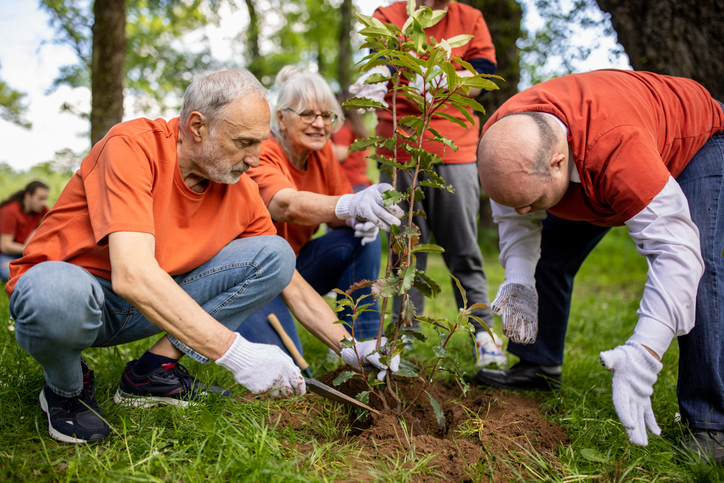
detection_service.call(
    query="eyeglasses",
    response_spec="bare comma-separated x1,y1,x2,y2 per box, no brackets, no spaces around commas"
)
284,108,338,125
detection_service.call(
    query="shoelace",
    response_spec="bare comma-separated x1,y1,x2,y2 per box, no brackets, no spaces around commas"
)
160,363,198,392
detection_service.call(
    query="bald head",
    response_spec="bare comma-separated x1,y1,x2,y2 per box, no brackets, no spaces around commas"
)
478,112,569,214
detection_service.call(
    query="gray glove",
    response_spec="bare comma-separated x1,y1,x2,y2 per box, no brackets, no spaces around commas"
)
346,219,379,246
491,281,538,344
216,333,306,396
599,341,663,446
349,66,390,108
341,337,401,381
335,183,405,231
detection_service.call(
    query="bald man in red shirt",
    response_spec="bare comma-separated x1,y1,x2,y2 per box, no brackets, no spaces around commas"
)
475,69,724,460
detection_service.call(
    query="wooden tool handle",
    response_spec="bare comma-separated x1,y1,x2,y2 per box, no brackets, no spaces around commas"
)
267,313,309,371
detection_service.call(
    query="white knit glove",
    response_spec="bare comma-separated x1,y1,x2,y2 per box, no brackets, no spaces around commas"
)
349,66,390,108
216,333,305,396
409,71,447,103
341,337,401,381
346,218,379,246
599,341,663,446
335,183,405,231
491,281,538,344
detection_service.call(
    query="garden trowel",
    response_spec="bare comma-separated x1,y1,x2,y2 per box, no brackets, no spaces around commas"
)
267,314,380,415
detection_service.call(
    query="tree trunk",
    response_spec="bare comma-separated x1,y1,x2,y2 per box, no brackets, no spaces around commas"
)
337,0,354,96
458,0,523,234
91,0,126,146
597,0,724,100
244,0,262,80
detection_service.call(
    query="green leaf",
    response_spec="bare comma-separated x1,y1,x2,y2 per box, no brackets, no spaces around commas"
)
417,271,442,297
412,244,445,254
371,276,400,299
356,390,371,405
332,371,358,387
433,345,448,358
451,274,467,308
394,360,420,378
348,136,386,153
359,27,395,38
461,76,499,91
369,154,405,171
580,448,607,463
426,392,446,429
382,187,405,206
406,0,416,17
400,262,417,293
467,302,489,311
432,111,468,129
365,73,391,85
399,295,417,327
343,97,387,111
448,93,486,113
443,34,473,49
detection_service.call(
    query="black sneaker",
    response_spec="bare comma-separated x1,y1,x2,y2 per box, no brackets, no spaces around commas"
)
680,429,724,463
114,360,231,407
38,362,110,444
474,360,562,392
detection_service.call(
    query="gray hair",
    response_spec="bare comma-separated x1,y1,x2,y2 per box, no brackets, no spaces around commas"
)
272,65,344,137
499,112,558,178
179,69,268,129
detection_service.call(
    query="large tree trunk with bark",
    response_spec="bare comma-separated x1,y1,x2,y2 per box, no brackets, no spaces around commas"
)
458,0,524,233
91,0,126,146
244,0,262,80
597,0,724,100
337,0,354,97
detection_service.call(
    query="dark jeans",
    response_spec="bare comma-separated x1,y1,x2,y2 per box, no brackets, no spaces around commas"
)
381,162,494,331
236,227,382,357
508,127,724,430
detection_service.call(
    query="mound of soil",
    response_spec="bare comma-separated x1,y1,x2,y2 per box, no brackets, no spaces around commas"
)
272,366,567,482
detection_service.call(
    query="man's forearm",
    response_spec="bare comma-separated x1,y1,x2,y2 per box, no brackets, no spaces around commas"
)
268,188,341,226
280,270,351,353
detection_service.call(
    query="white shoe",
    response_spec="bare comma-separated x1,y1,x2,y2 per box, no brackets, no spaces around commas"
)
475,331,507,367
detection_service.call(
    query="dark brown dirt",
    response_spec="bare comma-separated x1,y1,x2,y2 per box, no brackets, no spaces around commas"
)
271,366,567,482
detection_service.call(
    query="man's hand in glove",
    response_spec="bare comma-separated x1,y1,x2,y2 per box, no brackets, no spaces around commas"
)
341,337,401,381
335,183,405,231
216,333,306,396
491,281,538,344
349,66,390,108
346,219,379,246
599,341,663,446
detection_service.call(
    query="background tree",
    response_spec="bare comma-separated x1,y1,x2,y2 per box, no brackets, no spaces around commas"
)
0,71,31,129
40,0,222,145
597,0,724,100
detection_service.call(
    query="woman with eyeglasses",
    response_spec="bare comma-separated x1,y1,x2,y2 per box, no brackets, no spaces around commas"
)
238,66,404,356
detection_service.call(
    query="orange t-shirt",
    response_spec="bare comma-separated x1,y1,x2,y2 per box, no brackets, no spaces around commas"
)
6,117,275,296
0,200,48,250
374,1,496,164
331,120,371,188
483,70,724,226
248,137,353,255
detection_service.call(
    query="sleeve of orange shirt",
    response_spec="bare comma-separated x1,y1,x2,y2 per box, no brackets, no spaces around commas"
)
248,139,298,207
82,135,157,244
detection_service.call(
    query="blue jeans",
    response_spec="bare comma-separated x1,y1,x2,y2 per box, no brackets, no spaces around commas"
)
237,227,382,353
9,235,295,397
0,253,21,282
508,125,724,430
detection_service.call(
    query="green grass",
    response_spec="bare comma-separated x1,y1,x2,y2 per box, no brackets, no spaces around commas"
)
2,225,724,481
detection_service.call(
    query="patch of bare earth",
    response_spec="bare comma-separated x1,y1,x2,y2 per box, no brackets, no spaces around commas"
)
270,366,567,482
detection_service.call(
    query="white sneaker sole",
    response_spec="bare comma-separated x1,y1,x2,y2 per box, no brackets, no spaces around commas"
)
113,388,193,408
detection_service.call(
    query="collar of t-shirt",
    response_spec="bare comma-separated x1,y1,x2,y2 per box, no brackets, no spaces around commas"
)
540,112,580,183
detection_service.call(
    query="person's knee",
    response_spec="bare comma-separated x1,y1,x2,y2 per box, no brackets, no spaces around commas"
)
262,236,296,287
11,262,102,343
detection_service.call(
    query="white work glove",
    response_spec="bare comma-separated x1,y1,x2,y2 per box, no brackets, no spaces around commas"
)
599,341,663,446
409,71,448,103
349,66,390,108
335,183,405,232
346,218,379,246
216,333,306,397
341,337,401,381
491,281,538,344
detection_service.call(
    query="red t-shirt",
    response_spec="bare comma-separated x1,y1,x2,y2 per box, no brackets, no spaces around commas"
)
374,1,496,164
6,117,275,295
248,137,353,255
0,200,48,251
483,70,724,226
331,120,371,188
